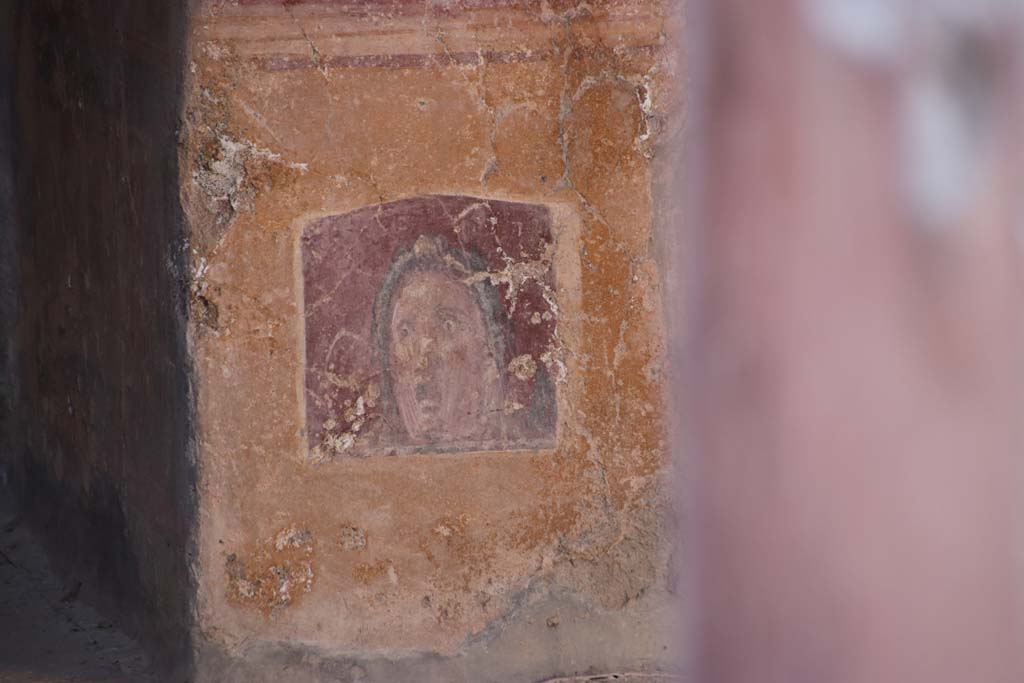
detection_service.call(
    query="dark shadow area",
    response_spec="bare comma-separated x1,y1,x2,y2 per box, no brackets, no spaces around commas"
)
0,1,195,679
0,484,157,682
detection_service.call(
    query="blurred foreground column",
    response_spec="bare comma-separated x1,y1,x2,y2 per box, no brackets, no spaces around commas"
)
690,1,1024,681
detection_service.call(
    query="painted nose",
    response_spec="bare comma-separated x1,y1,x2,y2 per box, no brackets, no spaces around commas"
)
414,336,435,370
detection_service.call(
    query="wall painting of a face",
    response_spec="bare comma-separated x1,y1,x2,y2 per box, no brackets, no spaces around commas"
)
300,195,559,459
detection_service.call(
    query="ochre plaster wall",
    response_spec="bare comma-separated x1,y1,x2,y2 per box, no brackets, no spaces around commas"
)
183,1,679,678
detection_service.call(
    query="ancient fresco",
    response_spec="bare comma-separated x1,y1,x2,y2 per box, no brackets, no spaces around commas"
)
301,195,558,459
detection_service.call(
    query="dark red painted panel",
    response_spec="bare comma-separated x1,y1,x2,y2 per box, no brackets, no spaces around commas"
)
302,195,558,458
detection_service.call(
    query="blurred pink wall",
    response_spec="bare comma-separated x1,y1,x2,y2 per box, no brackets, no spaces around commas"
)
686,1,1024,680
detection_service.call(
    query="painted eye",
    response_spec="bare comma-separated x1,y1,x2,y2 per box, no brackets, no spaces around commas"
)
437,308,465,333
399,324,411,339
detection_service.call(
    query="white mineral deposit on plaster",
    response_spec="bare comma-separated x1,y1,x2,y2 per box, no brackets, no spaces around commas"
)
236,578,256,600
540,351,568,384
504,399,524,414
463,241,557,312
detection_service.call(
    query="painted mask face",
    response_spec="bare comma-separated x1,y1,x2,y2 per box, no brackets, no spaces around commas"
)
388,268,500,444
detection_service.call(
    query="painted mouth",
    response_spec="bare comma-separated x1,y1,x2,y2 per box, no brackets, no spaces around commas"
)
416,399,440,413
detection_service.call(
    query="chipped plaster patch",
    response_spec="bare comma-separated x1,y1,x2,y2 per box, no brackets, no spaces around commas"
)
274,526,314,552
226,527,316,616
189,130,309,254
508,354,538,381
339,525,368,551
193,134,308,207
311,384,379,463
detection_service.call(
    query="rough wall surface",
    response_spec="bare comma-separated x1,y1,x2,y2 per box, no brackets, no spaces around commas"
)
0,0,16,472
183,1,680,680
8,1,195,672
